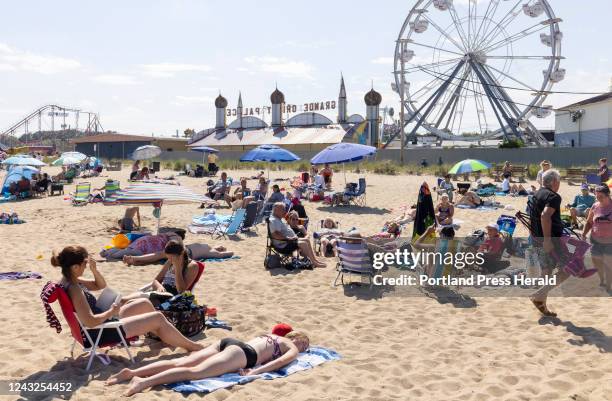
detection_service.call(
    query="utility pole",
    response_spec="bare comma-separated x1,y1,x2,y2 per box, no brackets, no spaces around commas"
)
399,40,406,165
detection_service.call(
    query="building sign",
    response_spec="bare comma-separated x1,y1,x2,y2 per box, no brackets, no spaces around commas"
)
226,101,336,117
48,112,69,117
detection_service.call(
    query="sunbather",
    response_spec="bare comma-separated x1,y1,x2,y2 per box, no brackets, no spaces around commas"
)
118,207,141,232
385,208,416,227
316,218,343,256
435,194,454,225
123,242,233,265
456,191,483,208
123,239,202,301
52,245,203,355
225,177,251,208
509,184,528,196
101,231,183,261
106,331,309,396
134,167,150,181
270,202,326,267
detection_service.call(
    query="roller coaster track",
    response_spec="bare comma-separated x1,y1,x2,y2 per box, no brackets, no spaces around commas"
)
1,104,102,138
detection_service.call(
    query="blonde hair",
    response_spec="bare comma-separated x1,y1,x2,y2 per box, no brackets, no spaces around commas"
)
323,218,337,229
286,331,309,350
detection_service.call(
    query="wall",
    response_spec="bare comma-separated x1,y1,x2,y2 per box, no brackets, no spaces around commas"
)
157,146,612,168
555,100,612,147
76,141,151,160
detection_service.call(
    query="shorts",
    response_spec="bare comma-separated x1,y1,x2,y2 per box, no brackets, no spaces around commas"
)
120,217,134,232
274,240,299,253
163,283,178,295
130,171,138,180
575,208,588,217
219,338,258,368
84,319,128,348
590,237,612,256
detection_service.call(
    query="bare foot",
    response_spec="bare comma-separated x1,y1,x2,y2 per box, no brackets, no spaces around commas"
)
106,368,133,385
216,246,227,251
124,377,146,397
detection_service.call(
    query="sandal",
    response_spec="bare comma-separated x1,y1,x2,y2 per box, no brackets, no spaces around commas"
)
531,299,557,317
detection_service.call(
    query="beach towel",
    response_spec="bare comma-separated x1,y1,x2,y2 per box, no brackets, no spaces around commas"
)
189,213,234,234
167,347,340,394
0,271,42,280
413,182,436,238
199,256,241,263
205,318,232,330
456,204,499,211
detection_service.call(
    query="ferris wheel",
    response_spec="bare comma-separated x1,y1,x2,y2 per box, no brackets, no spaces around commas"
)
389,0,564,146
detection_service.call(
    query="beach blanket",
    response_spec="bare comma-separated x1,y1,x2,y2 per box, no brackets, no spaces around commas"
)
167,347,340,394
456,204,500,211
199,256,241,263
0,271,42,280
189,213,234,234
205,318,232,330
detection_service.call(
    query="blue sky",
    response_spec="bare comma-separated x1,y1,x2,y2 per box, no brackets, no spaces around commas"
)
0,0,610,136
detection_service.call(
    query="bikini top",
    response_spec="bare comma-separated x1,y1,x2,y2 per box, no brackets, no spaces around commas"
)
62,281,100,313
261,335,282,360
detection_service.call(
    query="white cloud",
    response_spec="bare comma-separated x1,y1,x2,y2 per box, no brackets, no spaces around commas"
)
93,74,141,85
0,42,81,74
371,57,394,65
141,62,212,78
243,56,315,80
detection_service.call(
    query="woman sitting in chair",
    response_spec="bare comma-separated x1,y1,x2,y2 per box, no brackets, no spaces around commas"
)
287,211,307,238
435,194,454,226
123,239,203,300
106,331,310,396
52,246,203,353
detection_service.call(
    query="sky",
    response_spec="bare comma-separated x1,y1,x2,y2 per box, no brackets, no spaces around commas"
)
0,0,610,137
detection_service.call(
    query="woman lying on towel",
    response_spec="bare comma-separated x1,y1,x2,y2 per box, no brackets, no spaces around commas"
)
123,239,203,300
123,242,233,266
52,246,203,353
106,331,310,396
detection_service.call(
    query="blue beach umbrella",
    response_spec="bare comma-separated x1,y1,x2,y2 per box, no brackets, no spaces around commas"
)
310,143,376,165
240,145,300,179
190,146,220,165
1,155,46,167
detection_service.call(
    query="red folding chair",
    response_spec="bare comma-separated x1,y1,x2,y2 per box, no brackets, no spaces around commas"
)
43,283,136,371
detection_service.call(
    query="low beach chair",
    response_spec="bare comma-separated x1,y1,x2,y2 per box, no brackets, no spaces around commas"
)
334,237,375,287
240,202,258,232
313,220,340,256
211,208,246,239
346,178,367,206
264,217,297,269
41,283,135,371
72,182,91,206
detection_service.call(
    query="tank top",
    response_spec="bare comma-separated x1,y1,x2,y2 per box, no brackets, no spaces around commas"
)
591,201,612,241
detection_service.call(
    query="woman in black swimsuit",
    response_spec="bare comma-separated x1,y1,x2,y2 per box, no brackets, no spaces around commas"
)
53,246,203,354
106,331,310,396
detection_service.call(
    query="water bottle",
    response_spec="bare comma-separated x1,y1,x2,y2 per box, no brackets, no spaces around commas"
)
525,247,541,278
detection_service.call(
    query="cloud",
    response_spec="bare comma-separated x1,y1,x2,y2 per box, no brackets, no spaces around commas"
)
0,42,81,74
93,74,141,85
243,56,315,79
371,57,394,65
141,63,212,78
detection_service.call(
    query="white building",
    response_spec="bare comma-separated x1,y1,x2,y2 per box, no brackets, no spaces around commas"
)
554,92,612,147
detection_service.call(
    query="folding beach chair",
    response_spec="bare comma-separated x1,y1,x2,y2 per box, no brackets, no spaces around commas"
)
72,182,91,206
346,178,367,206
264,217,297,269
41,283,135,371
211,208,246,239
313,219,340,256
104,180,120,200
334,237,375,287
240,202,258,232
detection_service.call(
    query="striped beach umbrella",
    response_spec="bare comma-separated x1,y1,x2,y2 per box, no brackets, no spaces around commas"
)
106,183,214,232
448,159,491,175
131,145,162,160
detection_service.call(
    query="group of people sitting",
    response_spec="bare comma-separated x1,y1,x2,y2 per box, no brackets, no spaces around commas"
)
50,243,308,396
5,173,52,197
130,161,151,181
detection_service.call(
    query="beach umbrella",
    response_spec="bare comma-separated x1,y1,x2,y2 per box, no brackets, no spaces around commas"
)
105,182,213,233
60,151,87,161
310,143,377,184
240,144,300,178
190,146,219,165
1,155,46,167
1,166,40,194
131,145,162,160
52,156,82,166
448,159,491,175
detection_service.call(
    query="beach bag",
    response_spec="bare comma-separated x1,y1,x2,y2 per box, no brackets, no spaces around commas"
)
265,254,282,269
497,215,516,236
155,293,207,337
286,257,313,271
464,229,485,247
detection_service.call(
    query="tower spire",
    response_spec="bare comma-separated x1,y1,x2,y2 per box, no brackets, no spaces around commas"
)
338,73,347,124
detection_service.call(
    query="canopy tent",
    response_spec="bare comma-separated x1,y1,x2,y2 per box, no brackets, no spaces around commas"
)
1,166,39,194
130,145,161,160
1,155,46,167
104,182,214,232
447,159,491,175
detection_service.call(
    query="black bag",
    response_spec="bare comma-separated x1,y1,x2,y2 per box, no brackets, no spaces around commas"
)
154,293,207,337
265,254,282,269
287,256,313,271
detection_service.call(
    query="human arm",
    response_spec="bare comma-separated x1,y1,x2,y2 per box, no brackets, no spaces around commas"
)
174,261,198,293
154,260,171,283
581,207,595,240
136,207,141,228
69,286,120,328
77,257,107,291
240,343,300,376
540,206,555,253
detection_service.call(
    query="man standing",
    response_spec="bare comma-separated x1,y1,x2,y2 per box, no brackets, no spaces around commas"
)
597,158,609,184
529,169,568,317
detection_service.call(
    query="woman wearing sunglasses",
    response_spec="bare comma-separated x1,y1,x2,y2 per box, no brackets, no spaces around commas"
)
582,185,612,293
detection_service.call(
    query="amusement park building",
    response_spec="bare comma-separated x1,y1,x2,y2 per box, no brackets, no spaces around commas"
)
71,133,188,159
554,92,612,147
188,77,383,152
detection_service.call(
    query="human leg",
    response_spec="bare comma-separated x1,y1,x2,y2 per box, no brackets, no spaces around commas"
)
119,298,155,318
123,251,166,266
124,346,247,396
297,239,326,267
120,312,203,352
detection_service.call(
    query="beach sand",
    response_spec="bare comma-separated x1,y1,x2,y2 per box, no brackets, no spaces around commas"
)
0,166,610,401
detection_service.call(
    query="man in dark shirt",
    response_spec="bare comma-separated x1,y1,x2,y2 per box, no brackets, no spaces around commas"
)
529,169,569,317
598,158,609,184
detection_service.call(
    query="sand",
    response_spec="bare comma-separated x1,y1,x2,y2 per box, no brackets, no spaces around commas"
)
0,166,610,401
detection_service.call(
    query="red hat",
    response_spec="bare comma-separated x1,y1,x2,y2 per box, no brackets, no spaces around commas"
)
272,323,293,337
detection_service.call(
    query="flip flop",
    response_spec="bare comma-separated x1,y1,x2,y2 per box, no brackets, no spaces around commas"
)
531,299,557,317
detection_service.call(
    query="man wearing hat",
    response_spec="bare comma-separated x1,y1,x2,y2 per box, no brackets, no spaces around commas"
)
567,184,595,229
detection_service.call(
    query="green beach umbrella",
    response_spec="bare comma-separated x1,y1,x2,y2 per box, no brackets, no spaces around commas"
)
448,159,491,175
